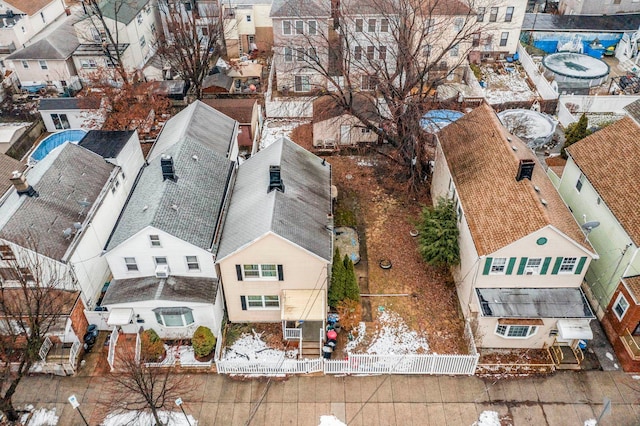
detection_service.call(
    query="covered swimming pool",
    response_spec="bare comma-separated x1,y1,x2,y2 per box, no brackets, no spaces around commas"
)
29,129,87,164
420,110,464,133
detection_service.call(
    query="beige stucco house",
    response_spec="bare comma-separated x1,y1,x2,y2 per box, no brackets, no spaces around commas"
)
216,136,332,356
431,104,597,359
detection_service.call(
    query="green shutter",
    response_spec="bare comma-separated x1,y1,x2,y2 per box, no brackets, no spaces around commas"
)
483,257,493,275
506,257,517,275
540,257,552,275
517,258,528,275
551,257,563,275
574,257,587,274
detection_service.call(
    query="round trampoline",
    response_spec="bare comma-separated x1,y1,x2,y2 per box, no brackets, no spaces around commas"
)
542,53,609,88
29,129,87,165
498,109,557,148
420,110,464,133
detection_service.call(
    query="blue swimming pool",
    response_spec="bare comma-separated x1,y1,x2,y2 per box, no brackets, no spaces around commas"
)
29,129,87,164
420,110,464,133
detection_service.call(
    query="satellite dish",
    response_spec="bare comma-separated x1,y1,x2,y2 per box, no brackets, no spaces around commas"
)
582,221,600,231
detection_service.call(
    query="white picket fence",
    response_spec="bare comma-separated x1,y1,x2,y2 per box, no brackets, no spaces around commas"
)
324,353,478,375
216,357,324,375
107,328,118,371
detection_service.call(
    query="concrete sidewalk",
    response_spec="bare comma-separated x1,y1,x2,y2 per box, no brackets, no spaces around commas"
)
13,371,640,425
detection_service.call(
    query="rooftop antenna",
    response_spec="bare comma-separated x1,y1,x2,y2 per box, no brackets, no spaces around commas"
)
581,220,600,242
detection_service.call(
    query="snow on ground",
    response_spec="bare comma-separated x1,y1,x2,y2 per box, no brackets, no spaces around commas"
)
260,119,309,149
482,67,536,104
223,331,298,361
605,352,614,361
472,411,501,426
102,411,197,426
171,345,211,366
20,406,58,426
632,375,640,380
346,311,429,355
319,415,347,426
584,419,597,426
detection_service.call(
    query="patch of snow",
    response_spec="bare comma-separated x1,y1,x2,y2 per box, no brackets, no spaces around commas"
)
482,66,536,104
102,411,197,426
614,363,619,369
472,411,501,426
345,322,367,352
319,415,346,426
632,375,640,380
25,408,58,426
360,311,430,355
223,331,297,362
356,159,375,167
584,419,597,426
260,119,309,149
169,345,211,366
605,352,614,361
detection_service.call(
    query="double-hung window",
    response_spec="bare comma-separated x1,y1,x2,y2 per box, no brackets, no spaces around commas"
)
247,295,280,309
308,20,317,35
525,258,542,274
477,7,485,22
243,264,278,279
283,20,292,35
368,19,376,32
613,294,630,320
149,235,161,247
284,46,293,62
559,257,577,273
366,46,375,60
296,47,306,61
489,7,498,22
505,6,514,22
500,32,509,47
355,18,363,32
490,258,507,274
576,173,584,192
295,20,304,35
379,46,387,60
354,46,362,60
186,256,200,271
496,324,537,338
124,257,138,271
154,307,194,327
380,18,389,32
294,75,311,92
39,60,48,70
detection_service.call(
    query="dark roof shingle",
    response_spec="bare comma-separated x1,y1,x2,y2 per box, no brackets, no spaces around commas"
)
102,276,218,305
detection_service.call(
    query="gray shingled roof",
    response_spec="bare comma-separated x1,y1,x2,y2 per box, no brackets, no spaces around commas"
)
6,26,79,60
102,275,218,305
476,288,594,318
106,137,234,251
96,0,149,25
270,0,330,18
522,13,640,32
149,101,237,162
0,143,115,261
217,137,332,262
38,97,101,111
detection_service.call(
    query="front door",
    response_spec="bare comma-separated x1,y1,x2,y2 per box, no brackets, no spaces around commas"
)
340,125,351,145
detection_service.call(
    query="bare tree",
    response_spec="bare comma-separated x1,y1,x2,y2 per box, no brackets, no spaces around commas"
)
155,0,226,99
274,0,496,189
103,332,192,425
0,241,76,421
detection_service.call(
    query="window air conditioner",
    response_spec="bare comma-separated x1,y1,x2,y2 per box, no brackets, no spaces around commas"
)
155,265,169,278
525,268,536,275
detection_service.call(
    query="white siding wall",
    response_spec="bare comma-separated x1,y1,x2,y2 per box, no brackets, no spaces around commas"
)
41,108,102,132
106,227,217,280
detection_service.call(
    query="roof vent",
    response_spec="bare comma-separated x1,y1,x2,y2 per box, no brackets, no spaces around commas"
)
507,137,512,142
155,265,169,278
160,154,177,182
540,198,548,206
10,171,38,198
171,204,178,211
511,145,518,151
534,185,540,193
268,165,285,193
516,159,535,182
192,155,198,161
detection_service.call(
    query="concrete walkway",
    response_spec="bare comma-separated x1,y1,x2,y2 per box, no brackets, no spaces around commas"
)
12,370,640,425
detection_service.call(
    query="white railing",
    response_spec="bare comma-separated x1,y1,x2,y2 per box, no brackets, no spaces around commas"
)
324,353,479,375
39,337,52,361
517,44,558,101
107,328,119,371
216,357,323,375
283,328,302,340
134,330,141,364
69,341,80,370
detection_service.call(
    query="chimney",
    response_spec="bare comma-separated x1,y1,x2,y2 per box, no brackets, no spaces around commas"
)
10,171,38,197
160,155,177,182
268,165,284,193
516,159,535,182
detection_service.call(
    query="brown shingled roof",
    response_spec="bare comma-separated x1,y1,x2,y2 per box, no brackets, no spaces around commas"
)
201,98,256,124
567,116,640,246
437,103,591,256
0,154,25,196
623,276,640,302
5,0,52,16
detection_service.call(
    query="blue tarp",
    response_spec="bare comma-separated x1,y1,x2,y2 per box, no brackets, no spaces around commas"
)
533,40,558,53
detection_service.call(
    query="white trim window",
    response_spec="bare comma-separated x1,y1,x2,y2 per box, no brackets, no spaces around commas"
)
525,258,542,275
367,18,376,32
284,46,293,62
496,324,538,338
21,60,29,69
39,60,48,70
576,173,584,192
154,307,194,327
294,75,311,92
355,18,363,32
124,257,138,271
186,256,200,271
559,257,577,273
154,256,168,266
308,20,317,35
247,295,280,309
295,20,304,35
613,293,630,320
505,6,514,22
243,264,277,279
283,20,292,35
490,257,507,274
149,234,161,247
380,18,389,32
499,32,509,47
